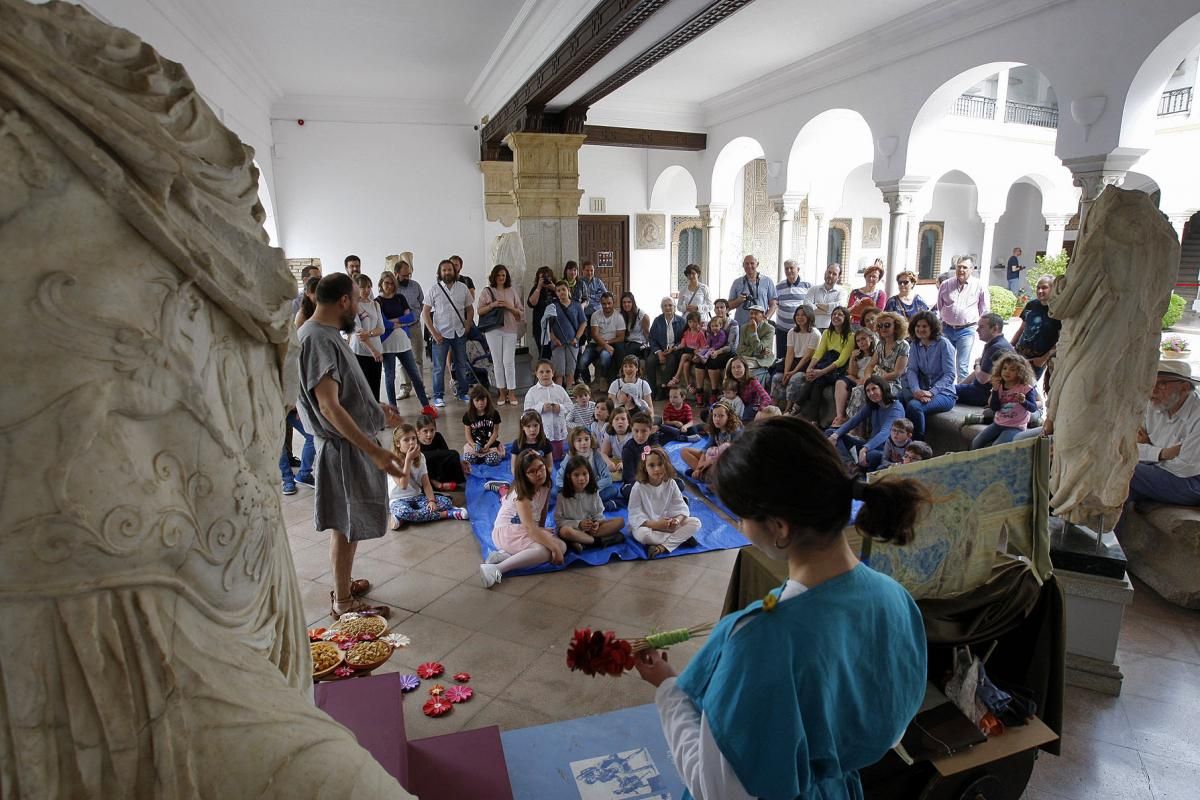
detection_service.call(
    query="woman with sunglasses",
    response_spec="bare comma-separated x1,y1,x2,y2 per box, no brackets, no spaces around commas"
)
884,270,929,320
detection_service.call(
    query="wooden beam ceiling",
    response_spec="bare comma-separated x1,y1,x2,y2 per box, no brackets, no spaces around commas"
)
582,125,705,150
480,0,756,160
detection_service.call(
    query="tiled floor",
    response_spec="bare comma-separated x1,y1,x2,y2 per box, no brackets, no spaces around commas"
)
285,392,1200,798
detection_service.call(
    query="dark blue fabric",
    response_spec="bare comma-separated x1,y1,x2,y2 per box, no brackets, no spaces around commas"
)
466,444,748,575
649,314,687,353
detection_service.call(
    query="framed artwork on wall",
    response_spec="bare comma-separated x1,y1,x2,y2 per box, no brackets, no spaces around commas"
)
862,218,882,249
636,213,666,250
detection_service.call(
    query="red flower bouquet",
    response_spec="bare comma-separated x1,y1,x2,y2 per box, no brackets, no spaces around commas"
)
566,628,636,677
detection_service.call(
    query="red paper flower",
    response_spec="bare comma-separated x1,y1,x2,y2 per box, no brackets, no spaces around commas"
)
445,685,473,704
566,628,636,677
423,697,453,717
417,662,444,679
453,672,471,683
428,684,446,697
333,665,354,678
308,627,327,642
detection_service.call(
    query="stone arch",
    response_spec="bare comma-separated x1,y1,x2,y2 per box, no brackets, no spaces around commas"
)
710,136,766,207
649,164,699,212
1120,10,1200,150
785,108,874,204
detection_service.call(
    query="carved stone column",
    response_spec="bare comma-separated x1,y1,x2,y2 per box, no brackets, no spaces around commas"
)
811,208,828,284
503,132,587,273
880,185,918,295
697,203,726,286
978,212,999,289
1044,214,1071,257
772,194,802,281
1062,150,1143,227
480,161,517,228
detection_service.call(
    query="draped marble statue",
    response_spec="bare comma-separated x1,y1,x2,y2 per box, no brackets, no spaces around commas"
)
1047,187,1181,531
0,1,411,796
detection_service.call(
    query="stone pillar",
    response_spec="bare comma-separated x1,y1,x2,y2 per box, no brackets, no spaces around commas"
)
811,209,829,283
978,212,999,289
993,68,1010,123
880,186,917,295
480,161,517,228
503,132,587,273
698,203,726,286
1062,150,1143,227
1044,214,1071,256
1167,212,1195,243
772,195,802,280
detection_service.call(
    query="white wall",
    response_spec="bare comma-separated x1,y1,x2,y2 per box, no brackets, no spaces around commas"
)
271,120,485,288
925,181,982,275
832,162,891,273
994,182,1048,265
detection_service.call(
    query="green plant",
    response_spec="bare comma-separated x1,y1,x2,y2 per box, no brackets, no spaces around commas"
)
1162,292,1186,330
988,286,1017,318
1029,250,1070,282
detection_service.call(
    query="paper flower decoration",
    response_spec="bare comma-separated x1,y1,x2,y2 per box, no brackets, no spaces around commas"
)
428,684,446,697
423,697,453,717
417,662,444,679
308,627,328,642
566,628,636,677
381,633,411,648
399,674,421,693
453,672,471,683
337,640,355,651
762,592,778,613
333,665,354,678
445,685,473,704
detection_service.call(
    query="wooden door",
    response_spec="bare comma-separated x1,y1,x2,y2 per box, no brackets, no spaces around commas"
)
579,215,630,300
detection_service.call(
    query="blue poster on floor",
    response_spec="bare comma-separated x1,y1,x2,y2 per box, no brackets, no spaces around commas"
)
501,704,684,800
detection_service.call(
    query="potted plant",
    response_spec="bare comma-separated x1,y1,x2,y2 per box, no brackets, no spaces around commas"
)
1161,335,1190,359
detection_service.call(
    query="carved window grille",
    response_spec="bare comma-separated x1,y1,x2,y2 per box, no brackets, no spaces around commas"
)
916,222,944,283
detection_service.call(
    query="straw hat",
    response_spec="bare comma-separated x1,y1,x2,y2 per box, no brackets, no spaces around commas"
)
1157,359,1200,384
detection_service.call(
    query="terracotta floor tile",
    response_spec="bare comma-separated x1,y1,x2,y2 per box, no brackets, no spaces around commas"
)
385,612,474,665
481,596,585,650
619,557,705,596
420,583,518,630
366,570,458,613
520,568,619,612
465,697,555,732
438,631,543,697
367,533,452,568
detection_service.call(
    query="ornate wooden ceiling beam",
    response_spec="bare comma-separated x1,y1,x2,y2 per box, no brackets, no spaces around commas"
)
582,125,706,150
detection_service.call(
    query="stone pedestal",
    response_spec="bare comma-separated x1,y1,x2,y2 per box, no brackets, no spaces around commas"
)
503,132,586,272
1057,568,1134,695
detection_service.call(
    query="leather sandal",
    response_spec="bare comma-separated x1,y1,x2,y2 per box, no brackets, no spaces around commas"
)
350,578,370,597
329,591,391,619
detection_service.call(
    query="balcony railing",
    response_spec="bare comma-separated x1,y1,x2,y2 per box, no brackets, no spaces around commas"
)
1004,100,1059,128
952,94,996,120
1159,87,1193,117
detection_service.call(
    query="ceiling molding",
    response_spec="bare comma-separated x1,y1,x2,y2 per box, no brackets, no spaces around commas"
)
582,125,706,149
466,0,598,120
700,0,1072,127
586,98,706,132
271,96,475,127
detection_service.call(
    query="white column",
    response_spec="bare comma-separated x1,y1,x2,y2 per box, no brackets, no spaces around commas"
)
880,191,914,295
1044,214,1070,256
978,212,999,289
812,208,828,282
697,203,726,287
993,68,1010,123
1167,212,1195,243
1062,151,1143,227
772,195,801,281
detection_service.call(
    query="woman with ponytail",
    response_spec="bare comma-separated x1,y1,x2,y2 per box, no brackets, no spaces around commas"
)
634,416,929,800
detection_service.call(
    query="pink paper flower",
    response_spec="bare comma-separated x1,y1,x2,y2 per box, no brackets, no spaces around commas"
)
445,685,474,704
417,662,444,679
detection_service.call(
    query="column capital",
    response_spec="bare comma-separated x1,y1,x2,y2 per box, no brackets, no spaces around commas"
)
978,211,1001,225
1061,149,1145,203
1043,213,1072,231
877,177,926,215
769,192,804,218
503,132,587,219
697,203,727,227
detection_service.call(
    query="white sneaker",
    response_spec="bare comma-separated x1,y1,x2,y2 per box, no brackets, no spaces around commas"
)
479,563,503,588
485,549,510,564
398,386,412,400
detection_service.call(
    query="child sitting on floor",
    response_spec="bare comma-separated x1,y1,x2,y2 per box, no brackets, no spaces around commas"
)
620,411,659,503
878,418,914,469
555,427,621,509
487,410,554,495
556,455,625,552
416,414,467,491
609,355,655,417
565,383,597,432
590,396,614,449
628,445,701,558
524,359,572,460
389,425,467,528
480,450,559,588
681,399,742,482
720,379,746,421
601,406,632,475
755,405,782,420
658,385,703,443
462,385,505,466
903,441,933,464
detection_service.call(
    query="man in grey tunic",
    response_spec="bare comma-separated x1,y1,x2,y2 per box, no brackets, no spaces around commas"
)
298,273,403,617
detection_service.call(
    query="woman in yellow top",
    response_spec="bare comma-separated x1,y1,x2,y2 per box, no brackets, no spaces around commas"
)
787,306,853,421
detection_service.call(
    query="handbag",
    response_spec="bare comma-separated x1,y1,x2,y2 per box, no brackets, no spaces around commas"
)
476,289,506,333
810,351,844,386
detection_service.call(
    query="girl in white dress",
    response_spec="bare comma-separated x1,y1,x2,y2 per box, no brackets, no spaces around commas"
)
628,446,701,557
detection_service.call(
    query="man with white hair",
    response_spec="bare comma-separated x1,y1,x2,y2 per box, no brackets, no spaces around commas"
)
1131,360,1200,506
774,259,811,360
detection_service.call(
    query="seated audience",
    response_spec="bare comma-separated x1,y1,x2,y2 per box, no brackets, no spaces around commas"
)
462,385,504,466
772,305,820,408
703,298,740,394
847,263,886,324
628,446,701,558
681,399,743,481
388,425,467,528
524,359,572,460
600,406,632,476
826,376,905,472
647,297,686,399
554,427,620,507
565,383,597,432
884,270,929,320
610,355,656,417
955,313,1013,406
903,311,957,440
720,379,746,420
724,356,772,422
556,456,625,551
971,353,1038,449
832,328,877,426
614,291,652,365
659,385,703,443
788,306,853,420
620,412,659,503
666,311,709,393
635,417,927,800
581,291,624,383
904,441,934,463
755,405,783,420
846,311,909,423
692,315,729,404
735,303,776,384
479,451,557,588
510,410,554,478
416,415,467,491
1130,361,1200,506
879,418,915,469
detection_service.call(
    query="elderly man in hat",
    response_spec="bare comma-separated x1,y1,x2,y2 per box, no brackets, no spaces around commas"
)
1131,360,1200,506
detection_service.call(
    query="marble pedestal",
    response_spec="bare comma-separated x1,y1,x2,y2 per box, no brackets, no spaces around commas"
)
1057,568,1134,695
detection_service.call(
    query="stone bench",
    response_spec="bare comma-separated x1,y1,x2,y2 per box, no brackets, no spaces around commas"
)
924,403,988,455
1116,502,1200,609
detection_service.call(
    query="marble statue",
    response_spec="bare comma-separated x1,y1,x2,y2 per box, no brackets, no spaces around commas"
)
0,1,411,796
1047,187,1180,531
491,229,529,338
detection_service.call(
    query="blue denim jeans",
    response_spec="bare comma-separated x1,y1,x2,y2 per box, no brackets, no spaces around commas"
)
901,390,956,440
580,344,615,382
1128,462,1200,506
279,409,315,482
943,324,976,383
971,423,1022,450
431,334,472,401
382,350,429,406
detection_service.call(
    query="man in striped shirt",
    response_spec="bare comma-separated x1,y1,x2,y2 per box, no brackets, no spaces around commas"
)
774,259,811,361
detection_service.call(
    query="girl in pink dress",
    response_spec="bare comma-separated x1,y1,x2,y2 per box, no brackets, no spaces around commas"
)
479,450,559,588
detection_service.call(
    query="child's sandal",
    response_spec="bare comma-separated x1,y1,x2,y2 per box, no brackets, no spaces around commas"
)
647,544,668,558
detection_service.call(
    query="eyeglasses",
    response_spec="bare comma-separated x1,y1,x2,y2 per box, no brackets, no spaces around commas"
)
897,280,912,286
877,323,893,329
